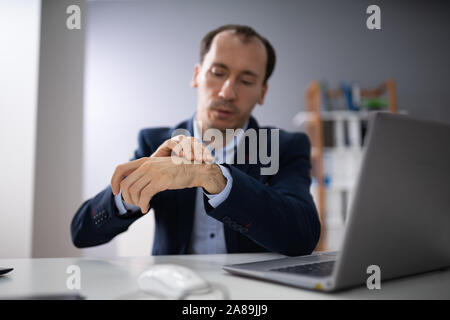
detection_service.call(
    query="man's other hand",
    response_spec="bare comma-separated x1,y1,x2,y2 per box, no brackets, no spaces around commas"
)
110,157,226,214
151,135,214,163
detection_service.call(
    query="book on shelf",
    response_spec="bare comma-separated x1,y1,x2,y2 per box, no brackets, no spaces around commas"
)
322,118,366,149
319,80,389,112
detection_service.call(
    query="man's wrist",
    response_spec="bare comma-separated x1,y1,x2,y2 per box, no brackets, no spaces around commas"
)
194,163,227,194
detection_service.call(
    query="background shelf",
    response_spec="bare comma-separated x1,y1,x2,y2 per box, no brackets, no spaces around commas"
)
295,79,400,251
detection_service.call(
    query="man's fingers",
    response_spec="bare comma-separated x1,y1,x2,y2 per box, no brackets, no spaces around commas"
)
138,181,162,214
152,138,180,158
171,142,184,158
192,140,202,163
180,138,194,161
181,137,213,163
196,141,214,163
120,169,146,205
203,151,214,163
153,135,214,164
129,173,153,206
110,158,147,195
170,135,188,159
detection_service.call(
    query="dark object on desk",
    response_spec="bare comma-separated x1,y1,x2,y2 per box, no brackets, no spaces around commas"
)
3,293,85,300
0,267,13,276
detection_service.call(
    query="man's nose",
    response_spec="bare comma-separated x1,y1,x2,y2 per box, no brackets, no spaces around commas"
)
218,79,236,101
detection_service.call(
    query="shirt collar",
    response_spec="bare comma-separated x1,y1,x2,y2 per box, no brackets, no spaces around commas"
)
193,117,249,163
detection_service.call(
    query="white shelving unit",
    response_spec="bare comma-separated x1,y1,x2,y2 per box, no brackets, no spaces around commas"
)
293,79,397,251
298,80,399,251
294,110,409,251
295,111,364,246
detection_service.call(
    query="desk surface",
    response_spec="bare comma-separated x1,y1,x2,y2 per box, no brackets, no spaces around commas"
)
1,253,450,299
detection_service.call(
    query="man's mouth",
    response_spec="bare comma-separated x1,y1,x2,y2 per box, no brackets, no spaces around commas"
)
212,108,234,118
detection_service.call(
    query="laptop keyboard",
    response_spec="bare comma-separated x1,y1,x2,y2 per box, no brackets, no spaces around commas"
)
270,260,335,277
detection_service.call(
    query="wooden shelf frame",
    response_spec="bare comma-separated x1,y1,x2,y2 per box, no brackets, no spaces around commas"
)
303,79,398,251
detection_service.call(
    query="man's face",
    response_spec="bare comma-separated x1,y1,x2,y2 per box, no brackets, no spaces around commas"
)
192,31,268,132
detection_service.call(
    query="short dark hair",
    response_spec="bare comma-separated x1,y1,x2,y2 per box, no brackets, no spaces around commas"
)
199,24,276,84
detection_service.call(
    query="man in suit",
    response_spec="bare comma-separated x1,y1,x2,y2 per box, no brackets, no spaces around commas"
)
71,24,320,256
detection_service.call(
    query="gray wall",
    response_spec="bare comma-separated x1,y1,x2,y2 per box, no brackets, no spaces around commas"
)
32,0,86,258
82,0,450,257
86,0,450,132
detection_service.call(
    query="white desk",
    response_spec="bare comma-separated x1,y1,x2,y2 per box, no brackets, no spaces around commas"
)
1,253,450,299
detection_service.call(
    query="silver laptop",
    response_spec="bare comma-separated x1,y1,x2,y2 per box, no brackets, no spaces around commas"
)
223,112,450,292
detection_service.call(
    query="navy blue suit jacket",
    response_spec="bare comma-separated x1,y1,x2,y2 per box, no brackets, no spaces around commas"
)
71,116,321,256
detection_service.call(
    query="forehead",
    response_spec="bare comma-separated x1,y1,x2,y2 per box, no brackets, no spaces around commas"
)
203,31,267,76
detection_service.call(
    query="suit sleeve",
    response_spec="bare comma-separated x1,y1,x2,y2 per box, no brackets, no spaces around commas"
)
204,133,321,256
70,129,156,248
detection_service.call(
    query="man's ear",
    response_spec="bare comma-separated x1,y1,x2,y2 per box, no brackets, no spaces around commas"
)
191,63,201,88
257,83,268,105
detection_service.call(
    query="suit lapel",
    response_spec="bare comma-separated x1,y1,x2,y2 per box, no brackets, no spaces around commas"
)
223,116,262,252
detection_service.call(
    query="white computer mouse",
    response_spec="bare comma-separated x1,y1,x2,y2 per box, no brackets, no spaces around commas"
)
138,264,210,299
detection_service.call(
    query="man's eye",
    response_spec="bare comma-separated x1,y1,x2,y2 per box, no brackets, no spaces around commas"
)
241,79,254,86
211,69,225,77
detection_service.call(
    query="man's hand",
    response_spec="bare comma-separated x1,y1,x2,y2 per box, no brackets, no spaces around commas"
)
110,157,226,214
151,135,214,163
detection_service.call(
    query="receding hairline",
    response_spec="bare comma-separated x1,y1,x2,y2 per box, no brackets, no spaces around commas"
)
203,29,267,61
199,24,276,84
